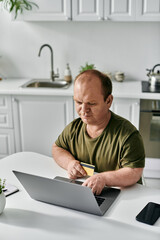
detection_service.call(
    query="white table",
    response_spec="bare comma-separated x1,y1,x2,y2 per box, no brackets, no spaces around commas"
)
0,152,160,240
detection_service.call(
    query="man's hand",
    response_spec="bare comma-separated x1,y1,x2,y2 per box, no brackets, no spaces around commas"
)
82,173,106,195
67,160,87,179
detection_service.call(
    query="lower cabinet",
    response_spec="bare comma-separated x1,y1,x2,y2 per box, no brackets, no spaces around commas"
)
12,95,73,157
0,95,15,159
0,129,15,159
111,98,140,129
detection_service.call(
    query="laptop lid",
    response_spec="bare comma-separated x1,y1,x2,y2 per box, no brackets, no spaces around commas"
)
13,170,120,216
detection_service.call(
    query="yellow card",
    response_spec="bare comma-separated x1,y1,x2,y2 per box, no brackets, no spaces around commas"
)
80,162,95,176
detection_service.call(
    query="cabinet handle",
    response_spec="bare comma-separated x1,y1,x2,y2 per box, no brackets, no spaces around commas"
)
98,17,104,21
12,98,17,102
104,17,110,20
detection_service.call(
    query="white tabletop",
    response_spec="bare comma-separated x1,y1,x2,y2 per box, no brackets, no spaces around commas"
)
0,152,160,240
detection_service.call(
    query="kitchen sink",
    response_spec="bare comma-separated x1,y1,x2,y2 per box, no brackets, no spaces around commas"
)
21,79,70,89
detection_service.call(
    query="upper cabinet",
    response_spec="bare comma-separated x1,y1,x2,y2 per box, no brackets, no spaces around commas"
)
18,0,72,21
73,0,160,21
15,0,160,21
70,0,136,21
72,0,103,21
104,0,136,21
136,0,160,21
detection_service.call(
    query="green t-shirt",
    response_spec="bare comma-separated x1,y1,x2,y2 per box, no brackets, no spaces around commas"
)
55,111,145,176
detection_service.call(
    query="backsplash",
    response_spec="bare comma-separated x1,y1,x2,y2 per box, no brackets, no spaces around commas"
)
0,11,160,81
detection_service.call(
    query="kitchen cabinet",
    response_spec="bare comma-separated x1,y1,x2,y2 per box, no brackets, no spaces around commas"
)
136,0,160,21
0,96,15,159
17,0,71,21
72,0,160,21
111,98,140,129
12,95,73,157
14,0,160,21
72,0,103,21
70,0,136,21
104,0,136,21
0,129,15,159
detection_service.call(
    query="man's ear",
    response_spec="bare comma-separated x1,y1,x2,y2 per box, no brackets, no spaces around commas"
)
106,94,113,107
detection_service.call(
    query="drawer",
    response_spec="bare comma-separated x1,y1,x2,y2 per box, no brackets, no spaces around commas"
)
0,96,13,128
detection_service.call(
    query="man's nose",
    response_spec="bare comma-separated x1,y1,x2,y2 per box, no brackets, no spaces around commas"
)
82,103,89,113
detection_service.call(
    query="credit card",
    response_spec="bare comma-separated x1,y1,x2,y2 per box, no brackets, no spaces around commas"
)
80,162,95,176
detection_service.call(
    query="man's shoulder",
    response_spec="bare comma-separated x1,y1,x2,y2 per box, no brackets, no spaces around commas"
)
110,111,137,134
66,118,84,133
109,112,141,147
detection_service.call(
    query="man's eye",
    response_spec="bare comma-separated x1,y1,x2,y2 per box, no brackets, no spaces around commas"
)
76,101,82,105
89,103,96,106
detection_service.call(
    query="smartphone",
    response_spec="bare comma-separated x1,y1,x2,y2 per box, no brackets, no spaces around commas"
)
136,202,160,225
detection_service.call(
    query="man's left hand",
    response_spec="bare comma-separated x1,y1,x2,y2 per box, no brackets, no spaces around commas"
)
82,173,106,195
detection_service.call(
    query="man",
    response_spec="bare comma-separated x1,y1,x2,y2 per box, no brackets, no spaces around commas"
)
52,69,145,195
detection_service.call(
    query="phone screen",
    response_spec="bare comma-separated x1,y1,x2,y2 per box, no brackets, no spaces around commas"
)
136,202,160,225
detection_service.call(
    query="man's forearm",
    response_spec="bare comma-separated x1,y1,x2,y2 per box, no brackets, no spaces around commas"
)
102,167,143,187
52,143,76,170
52,143,87,179
82,167,143,194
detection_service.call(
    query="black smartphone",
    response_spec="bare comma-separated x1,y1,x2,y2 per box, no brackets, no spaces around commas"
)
136,202,160,225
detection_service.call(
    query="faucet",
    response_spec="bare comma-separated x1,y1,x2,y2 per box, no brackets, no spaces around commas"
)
38,44,59,81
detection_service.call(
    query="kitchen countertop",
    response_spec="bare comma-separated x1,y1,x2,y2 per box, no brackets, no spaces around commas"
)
0,78,160,99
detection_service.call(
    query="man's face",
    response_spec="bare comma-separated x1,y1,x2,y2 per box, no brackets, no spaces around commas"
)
74,75,112,125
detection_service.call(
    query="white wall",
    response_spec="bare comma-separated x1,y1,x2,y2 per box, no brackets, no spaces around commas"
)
0,11,160,81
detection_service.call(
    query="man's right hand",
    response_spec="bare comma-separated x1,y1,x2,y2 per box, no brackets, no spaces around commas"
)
67,160,87,179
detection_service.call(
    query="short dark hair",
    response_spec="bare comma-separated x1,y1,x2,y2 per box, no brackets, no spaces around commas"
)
74,69,112,101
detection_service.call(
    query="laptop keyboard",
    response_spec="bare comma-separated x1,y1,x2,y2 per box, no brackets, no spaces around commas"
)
95,196,105,206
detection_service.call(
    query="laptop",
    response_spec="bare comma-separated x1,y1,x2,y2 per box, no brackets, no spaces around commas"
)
13,170,120,216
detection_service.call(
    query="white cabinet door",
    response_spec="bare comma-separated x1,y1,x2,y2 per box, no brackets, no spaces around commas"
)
111,98,140,129
136,0,160,21
72,0,103,21
12,95,73,157
0,96,13,128
0,96,15,159
12,0,160,21
18,0,71,21
104,0,136,21
0,129,15,159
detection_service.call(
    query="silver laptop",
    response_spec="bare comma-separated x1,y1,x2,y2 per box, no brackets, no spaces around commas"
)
13,170,120,216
